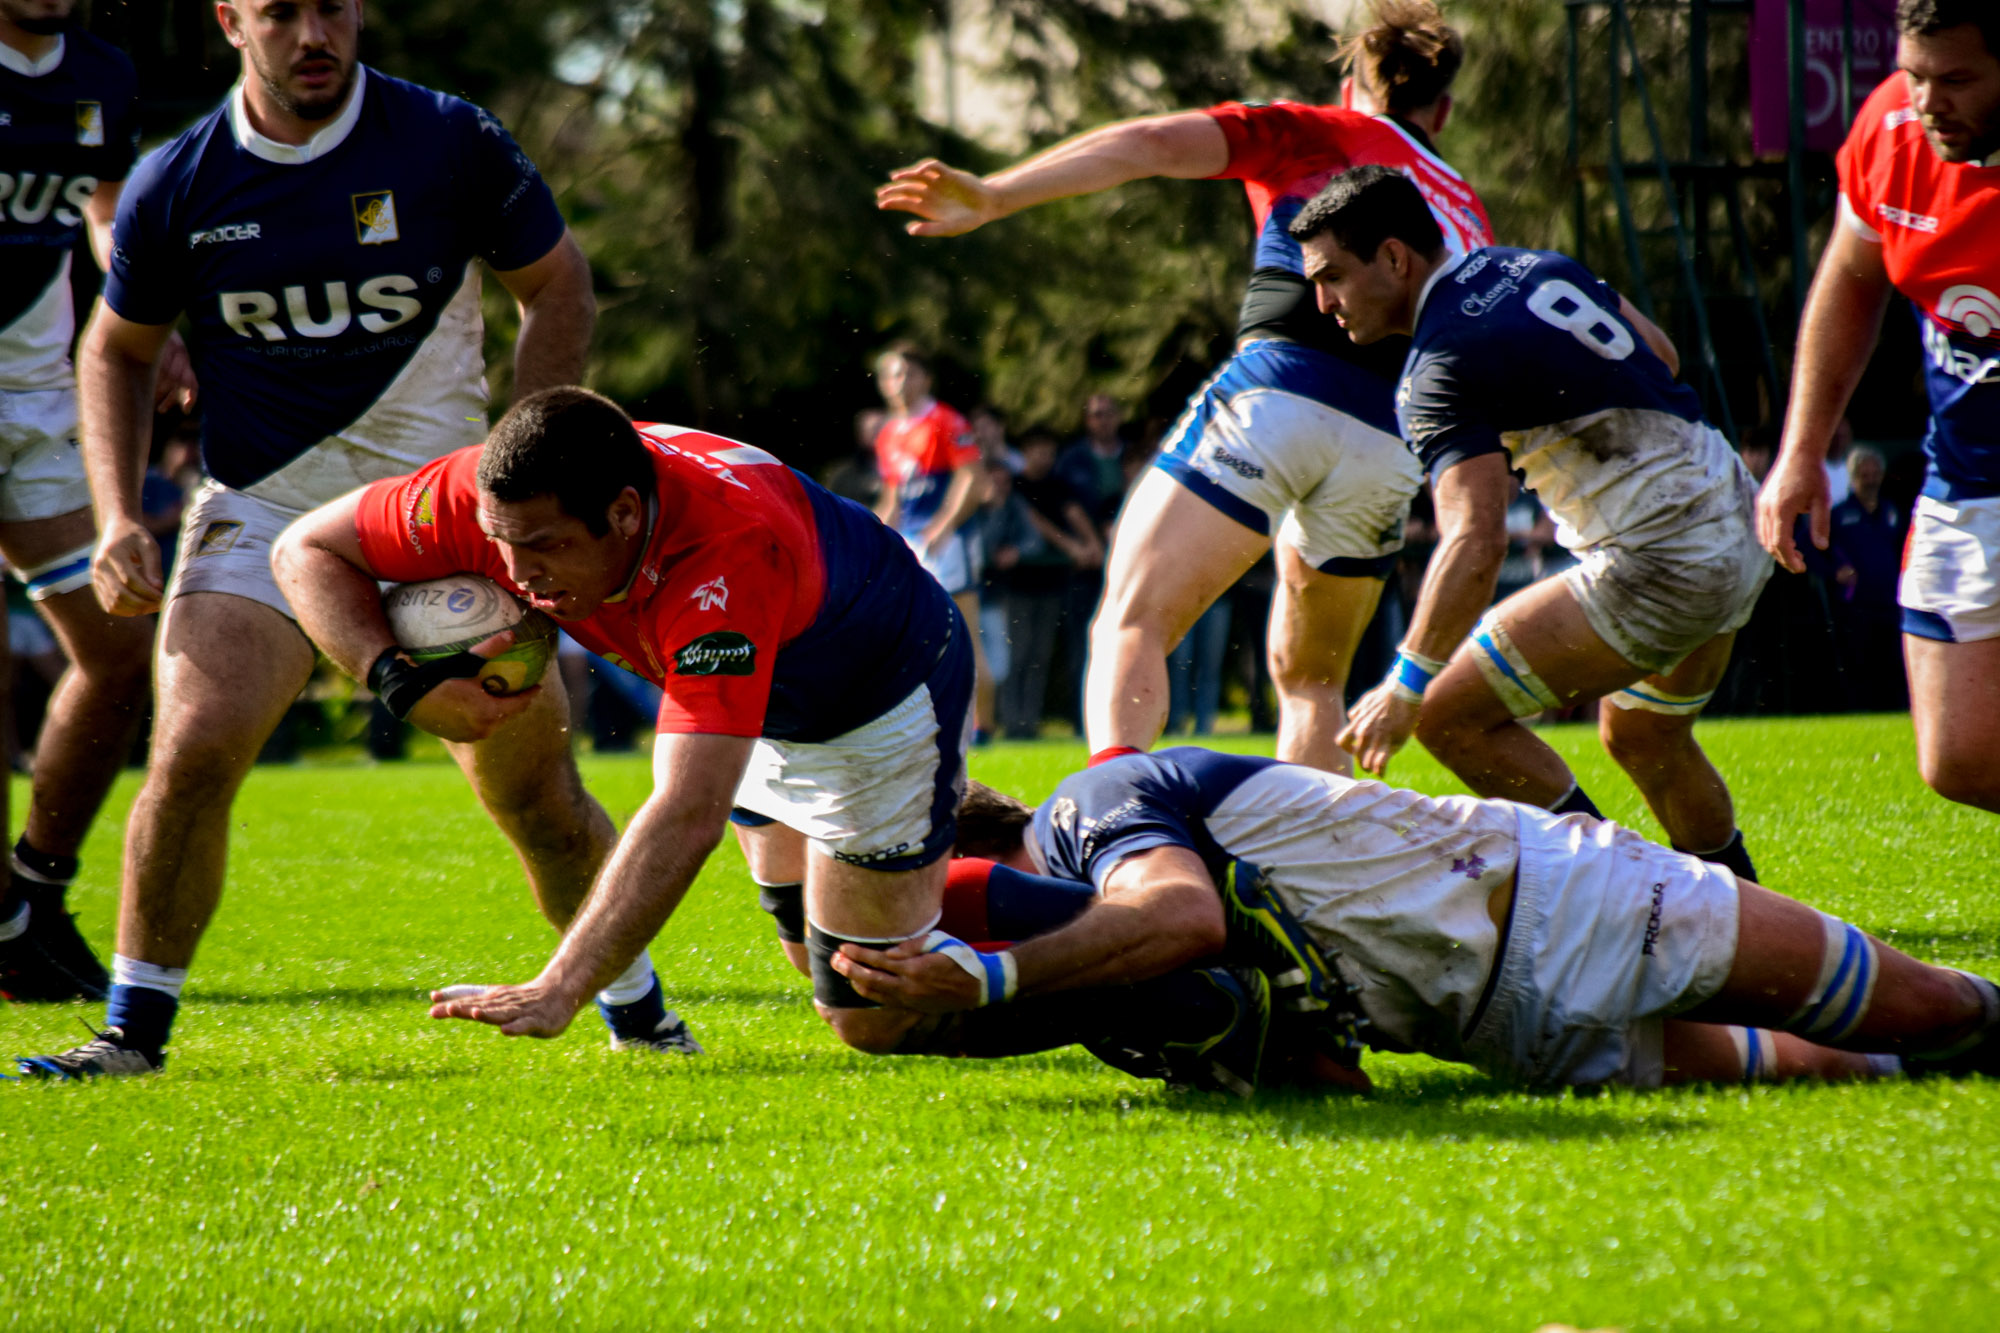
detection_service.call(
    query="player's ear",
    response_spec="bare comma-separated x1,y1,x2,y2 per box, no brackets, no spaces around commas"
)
214,0,245,47
608,486,644,539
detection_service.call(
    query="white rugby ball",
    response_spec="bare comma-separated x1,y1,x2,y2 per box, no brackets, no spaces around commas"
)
381,574,555,696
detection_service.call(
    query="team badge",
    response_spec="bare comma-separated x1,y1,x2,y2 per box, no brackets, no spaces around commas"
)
195,521,243,557
1050,797,1077,836
75,102,103,146
673,631,756,677
403,486,435,552
690,576,729,611
352,191,400,245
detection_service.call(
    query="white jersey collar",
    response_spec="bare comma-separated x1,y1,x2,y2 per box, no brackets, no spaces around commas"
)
229,63,368,165
1411,250,1468,329
0,34,64,78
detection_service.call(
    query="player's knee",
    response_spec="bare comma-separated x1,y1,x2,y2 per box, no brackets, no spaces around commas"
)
1599,709,1682,774
1917,745,2000,810
818,1004,918,1056
1411,698,1472,759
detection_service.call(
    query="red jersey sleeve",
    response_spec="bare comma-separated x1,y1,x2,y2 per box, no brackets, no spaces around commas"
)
926,405,980,471
646,532,798,737
1205,101,1361,184
352,448,499,584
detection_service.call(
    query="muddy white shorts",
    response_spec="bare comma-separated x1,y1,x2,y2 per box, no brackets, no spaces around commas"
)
1901,492,2000,644
0,388,93,524
169,479,303,617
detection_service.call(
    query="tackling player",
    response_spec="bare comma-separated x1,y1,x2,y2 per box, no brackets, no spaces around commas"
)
1294,167,1768,886
872,344,994,740
839,751,2000,1092
272,388,978,1062
874,1,1491,771
16,0,596,1077
1758,1,2000,816
0,0,192,1004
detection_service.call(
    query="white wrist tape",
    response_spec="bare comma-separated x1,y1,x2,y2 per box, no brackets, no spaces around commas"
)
919,931,1018,1006
1390,649,1448,704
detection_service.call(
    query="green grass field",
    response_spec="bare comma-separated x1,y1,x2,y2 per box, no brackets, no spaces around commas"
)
5,715,1998,1330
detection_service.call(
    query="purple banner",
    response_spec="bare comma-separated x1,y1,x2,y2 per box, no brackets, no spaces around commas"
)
1750,0,1899,155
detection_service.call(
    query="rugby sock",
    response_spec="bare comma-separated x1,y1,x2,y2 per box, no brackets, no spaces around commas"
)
954,969,1242,1064
1548,782,1602,820
939,859,1097,943
595,953,667,1040
107,954,187,1056
1673,830,1758,884
1088,746,1145,768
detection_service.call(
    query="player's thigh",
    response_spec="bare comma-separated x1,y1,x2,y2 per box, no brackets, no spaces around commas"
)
1098,468,1268,644
1424,576,1642,730
151,591,316,756
446,668,586,816
0,505,97,573
734,816,807,885
1268,544,1383,685
805,845,950,941
1906,635,2000,779
1597,630,1737,752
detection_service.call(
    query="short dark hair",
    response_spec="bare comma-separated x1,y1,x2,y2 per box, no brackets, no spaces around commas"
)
954,780,1035,860
1897,0,2000,54
1340,0,1465,116
1288,164,1445,262
877,341,932,377
477,387,653,537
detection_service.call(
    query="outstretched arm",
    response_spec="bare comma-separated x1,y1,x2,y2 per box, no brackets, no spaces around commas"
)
1339,453,1513,774
1759,220,1893,573
430,730,755,1036
876,111,1229,237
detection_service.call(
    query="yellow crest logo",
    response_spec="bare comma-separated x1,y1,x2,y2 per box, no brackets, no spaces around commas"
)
352,191,399,245
195,521,243,557
76,102,103,147
414,488,435,527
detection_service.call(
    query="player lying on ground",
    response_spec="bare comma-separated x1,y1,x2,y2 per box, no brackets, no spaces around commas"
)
1759,1,2000,817
1290,166,1770,885
876,0,1491,773
271,388,977,1061
833,749,2000,1092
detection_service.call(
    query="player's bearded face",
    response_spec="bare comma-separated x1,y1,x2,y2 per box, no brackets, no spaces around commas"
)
0,0,76,36
1900,26,2000,164
232,0,362,123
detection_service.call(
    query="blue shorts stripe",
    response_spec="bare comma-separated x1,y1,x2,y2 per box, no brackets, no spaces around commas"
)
1152,457,1272,536
1901,607,1957,642
1315,551,1397,579
23,555,91,598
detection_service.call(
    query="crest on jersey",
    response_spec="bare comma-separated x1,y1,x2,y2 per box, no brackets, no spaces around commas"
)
195,521,243,557
353,191,400,245
76,102,104,146
690,576,729,612
404,486,435,553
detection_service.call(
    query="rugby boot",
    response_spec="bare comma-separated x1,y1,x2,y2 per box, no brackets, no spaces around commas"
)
1903,972,2000,1080
0,888,110,1003
16,1026,163,1080
608,1009,704,1055
1158,965,1273,1098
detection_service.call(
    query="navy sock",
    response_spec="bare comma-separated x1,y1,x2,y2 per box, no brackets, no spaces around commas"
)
985,864,1098,940
1674,830,1758,884
106,984,177,1055
596,977,669,1041
1549,783,1603,819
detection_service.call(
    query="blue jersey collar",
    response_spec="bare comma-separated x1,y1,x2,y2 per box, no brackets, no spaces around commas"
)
229,63,369,166
1411,250,1468,330
0,34,63,77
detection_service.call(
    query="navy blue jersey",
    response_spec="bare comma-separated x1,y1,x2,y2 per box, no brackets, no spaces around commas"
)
1033,748,1279,890
0,29,138,390
105,66,566,495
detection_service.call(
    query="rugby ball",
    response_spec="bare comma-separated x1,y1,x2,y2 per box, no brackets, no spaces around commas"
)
382,574,556,697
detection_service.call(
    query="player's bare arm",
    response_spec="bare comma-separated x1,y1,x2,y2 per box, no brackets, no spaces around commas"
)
834,844,1226,1012
876,111,1229,237
83,182,198,413
271,496,538,744
1340,452,1512,774
493,230,596,399
76,305,175,616
429,731,755,1036
1759,221,1894,572
921,459,985,555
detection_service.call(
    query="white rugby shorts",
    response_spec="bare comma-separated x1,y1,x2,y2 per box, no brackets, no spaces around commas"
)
903,526,980,599
1900,493,2000,644
0,387,93,524
1560,462,1771,675
1152,340,1421,576
169,479,305,617
1461,806,1740,1090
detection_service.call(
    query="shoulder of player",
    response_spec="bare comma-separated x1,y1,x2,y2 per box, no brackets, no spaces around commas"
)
121,107,230,205
56,27,138,90
358,69,500,139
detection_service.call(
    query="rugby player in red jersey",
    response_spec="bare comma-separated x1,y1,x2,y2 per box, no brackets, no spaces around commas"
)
875,1,1490,772
1759,1,2000,814
271,388,978,1059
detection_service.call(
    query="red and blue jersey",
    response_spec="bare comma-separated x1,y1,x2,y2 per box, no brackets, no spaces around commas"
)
1837,72,2000,500
354,423,958,743
1204,100,1492,366
874,399,978,536
104,67,567,495
0,28,138,392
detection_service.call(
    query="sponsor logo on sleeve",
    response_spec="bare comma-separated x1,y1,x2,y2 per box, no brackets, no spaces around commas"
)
195,520,243,557
404,486,435,553
673,630,756,677
353,191,399,245
189,222,262,246
75,102,103,146
690,575,729,611
1874,203,1939,233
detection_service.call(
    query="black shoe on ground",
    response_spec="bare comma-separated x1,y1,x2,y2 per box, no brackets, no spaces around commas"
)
0,890,110,1003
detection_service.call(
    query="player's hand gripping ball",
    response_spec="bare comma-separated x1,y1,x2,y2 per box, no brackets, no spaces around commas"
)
382,574,557,696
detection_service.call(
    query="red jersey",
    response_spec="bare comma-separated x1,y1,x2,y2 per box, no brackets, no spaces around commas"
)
873,399,979,535
354,423,957,741
1837,72,2000,496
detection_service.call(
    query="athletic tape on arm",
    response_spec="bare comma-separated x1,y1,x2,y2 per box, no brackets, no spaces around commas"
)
920,931,1018,1006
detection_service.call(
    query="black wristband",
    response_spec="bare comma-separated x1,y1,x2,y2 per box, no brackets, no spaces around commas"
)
367,646,489,721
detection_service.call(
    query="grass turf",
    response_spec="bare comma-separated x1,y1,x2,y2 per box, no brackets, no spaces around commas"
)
4,715,1998,1330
